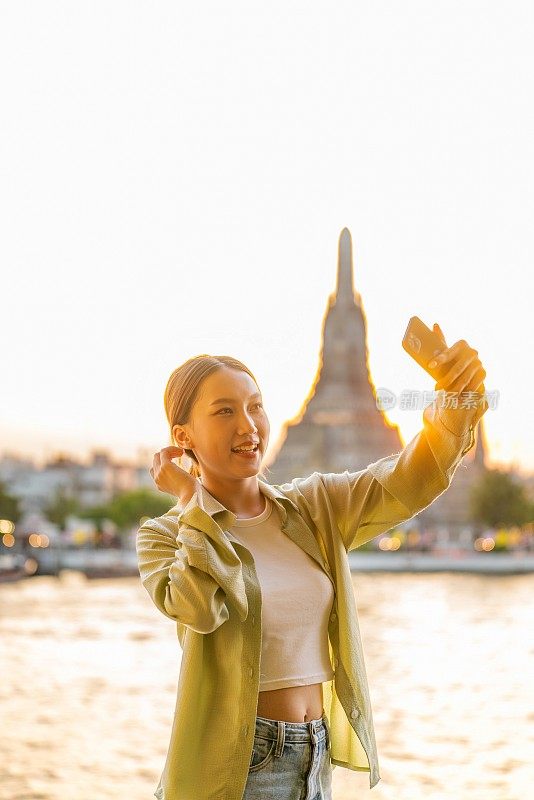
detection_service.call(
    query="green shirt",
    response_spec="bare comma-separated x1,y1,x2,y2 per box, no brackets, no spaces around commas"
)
136,393,487,799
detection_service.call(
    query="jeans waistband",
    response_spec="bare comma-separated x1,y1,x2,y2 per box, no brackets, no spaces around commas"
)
254,711,329,743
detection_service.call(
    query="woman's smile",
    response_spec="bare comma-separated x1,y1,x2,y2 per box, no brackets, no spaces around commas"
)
230,445,259,460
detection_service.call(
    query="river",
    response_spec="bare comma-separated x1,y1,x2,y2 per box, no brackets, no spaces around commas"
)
1,571,532,800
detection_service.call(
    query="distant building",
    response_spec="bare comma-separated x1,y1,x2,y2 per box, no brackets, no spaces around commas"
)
0,449,141,515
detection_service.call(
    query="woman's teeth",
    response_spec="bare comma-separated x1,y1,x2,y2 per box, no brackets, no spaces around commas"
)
231,445,258,453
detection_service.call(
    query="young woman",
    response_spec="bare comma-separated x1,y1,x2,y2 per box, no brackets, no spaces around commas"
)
138,330,487,800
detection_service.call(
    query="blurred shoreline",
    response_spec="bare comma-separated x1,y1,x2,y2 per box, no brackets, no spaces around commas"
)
3,547,534,582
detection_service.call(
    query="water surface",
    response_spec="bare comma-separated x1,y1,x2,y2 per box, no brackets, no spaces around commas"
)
1,572,532,799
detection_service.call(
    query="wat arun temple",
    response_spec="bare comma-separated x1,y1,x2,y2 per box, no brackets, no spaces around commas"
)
266,227,488,542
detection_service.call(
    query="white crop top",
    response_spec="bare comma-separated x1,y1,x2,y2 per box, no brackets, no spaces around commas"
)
229,496,335,691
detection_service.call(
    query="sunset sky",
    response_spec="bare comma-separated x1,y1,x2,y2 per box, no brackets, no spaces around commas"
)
2,2,533,475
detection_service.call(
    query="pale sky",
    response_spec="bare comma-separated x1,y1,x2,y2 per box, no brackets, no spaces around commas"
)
2,1,533,475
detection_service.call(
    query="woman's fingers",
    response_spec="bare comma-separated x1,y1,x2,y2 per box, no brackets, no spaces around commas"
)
160,446,184,462
426,335,487,418
152,446,183,476
464,365,487,391
465,368,486,394
438,363,487,397
433,322,447,347
428,338,468,369
432,339,477,384
148,444,194,497
435,350,479,390
455,364,486,394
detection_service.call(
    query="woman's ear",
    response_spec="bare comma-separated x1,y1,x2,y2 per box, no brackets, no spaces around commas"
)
172,424,191,449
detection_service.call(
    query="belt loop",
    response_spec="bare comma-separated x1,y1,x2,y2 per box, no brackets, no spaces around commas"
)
323,715,330,751
274,720,285,757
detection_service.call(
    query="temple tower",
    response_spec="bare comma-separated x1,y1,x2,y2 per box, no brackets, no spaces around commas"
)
266,228,402,482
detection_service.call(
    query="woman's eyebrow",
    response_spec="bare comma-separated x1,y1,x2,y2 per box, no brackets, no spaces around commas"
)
209,392,261,406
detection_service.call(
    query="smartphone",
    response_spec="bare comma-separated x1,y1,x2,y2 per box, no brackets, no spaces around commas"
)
402,316,453,382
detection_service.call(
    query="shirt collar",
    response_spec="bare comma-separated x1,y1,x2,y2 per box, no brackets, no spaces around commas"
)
172,477,298,533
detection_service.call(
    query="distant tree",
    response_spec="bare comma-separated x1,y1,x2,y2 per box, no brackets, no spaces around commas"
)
106,488,175,532
43,486,82,529
470,469,533,528
0,480,22,524
74,503,115,546
77,504,110,528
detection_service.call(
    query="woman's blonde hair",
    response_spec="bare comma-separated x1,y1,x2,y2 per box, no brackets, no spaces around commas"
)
164,354,271,481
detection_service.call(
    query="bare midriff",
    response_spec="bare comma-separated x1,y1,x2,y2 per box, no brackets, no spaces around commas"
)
256,682,324,723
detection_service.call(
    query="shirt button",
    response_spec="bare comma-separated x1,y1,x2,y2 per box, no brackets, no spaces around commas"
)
243,724,249,737
330,611,337,621
252,615,255,625
249,667,253,677
333,658,339,668
350,708,360,720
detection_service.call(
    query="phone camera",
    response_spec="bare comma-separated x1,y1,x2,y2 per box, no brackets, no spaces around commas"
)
407,333,421,354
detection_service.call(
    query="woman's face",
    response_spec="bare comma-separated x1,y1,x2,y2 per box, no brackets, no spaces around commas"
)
174,367,270,481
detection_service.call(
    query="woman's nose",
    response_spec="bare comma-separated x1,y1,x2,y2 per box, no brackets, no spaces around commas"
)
237,413,258,433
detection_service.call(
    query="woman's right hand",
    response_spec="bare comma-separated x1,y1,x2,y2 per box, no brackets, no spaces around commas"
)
149,446,198,501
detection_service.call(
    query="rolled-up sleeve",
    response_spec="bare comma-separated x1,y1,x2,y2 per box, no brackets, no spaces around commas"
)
136,517,230,634
294,391,488,552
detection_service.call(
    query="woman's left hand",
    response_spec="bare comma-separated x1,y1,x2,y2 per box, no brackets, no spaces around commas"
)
429,323,487,397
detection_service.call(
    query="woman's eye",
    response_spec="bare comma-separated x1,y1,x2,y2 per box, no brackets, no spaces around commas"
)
217,403,263,415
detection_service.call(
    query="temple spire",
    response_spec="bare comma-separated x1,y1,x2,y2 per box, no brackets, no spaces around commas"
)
335,227,357,306
266,226,402,481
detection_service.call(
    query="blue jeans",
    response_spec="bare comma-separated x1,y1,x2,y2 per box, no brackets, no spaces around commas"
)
242,711,333,800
